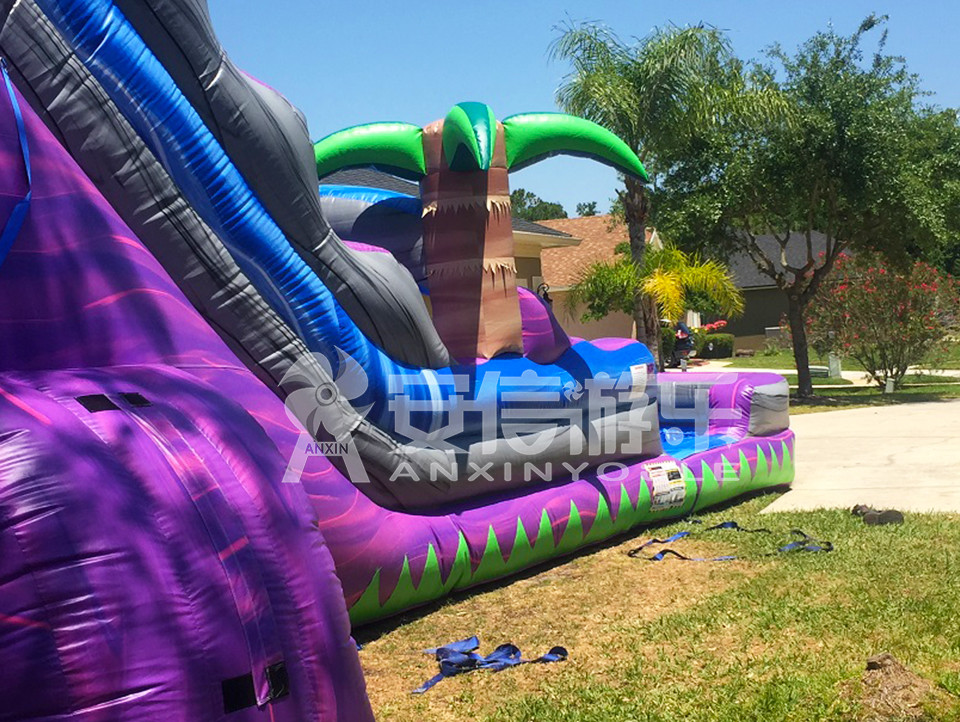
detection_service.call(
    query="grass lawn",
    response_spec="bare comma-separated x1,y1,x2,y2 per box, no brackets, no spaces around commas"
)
356,496,960,721
719,349,845,370
791,382,960,414
722,344,960,371
781,375,853,386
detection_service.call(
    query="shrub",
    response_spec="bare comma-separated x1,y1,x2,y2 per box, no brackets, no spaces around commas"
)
691,327,707,355
761,336,788,356
699,333,735,358
807,255,960,387
690,320,729,355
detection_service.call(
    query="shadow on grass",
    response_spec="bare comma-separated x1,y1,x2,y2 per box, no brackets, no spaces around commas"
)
792,385,960,412
353,485,788,643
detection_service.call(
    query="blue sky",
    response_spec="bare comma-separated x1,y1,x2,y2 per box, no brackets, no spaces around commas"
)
208,1,958,216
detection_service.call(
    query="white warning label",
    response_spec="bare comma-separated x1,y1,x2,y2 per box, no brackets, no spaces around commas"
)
629,363,648,396
646,461,686,512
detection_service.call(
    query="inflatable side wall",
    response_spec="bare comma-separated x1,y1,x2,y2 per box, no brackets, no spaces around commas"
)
0,39,372,721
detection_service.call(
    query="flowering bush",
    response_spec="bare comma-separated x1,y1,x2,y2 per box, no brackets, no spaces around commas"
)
700,320,728,333
689,320,728,353
807,254,960,387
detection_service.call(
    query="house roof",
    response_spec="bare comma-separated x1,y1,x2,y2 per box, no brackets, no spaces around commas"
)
538,215,633,289
320,168,572,239
539,217,831,290
321,168,420,195
726,232,831,289
509,216,574,238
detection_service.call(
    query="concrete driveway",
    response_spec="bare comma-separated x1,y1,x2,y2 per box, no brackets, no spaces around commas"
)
762,399,960,514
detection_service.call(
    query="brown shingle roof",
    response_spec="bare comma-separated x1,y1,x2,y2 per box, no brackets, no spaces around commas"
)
539,215,630,288
541,216,826,290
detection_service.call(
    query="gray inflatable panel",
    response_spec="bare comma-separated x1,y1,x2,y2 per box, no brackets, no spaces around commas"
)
0,1,664,512
113,0,450,370
748,380,791,436
320,194,427,283
0,1,302,391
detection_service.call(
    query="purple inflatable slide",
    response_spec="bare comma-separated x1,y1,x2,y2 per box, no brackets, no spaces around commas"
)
0,2,795,719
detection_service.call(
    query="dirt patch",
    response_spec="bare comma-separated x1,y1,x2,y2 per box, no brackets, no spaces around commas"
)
842,653,958,721
358,535,760,721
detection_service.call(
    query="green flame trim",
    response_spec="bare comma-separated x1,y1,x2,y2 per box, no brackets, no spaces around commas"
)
348,439,795,625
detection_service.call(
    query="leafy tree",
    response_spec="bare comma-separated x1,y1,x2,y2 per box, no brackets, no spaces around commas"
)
565,243,743,366
576,201,598,216
807,254,960,387
552,22,784,356
909,109,960,275
510,188,568,221
654,15,960,396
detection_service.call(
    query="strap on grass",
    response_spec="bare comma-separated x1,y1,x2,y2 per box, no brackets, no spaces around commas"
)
628,520,833,561
413,637,568,694
775,529,834,554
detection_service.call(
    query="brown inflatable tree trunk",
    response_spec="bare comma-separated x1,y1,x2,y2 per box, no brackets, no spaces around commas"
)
314,103,650,362
420,121,523,361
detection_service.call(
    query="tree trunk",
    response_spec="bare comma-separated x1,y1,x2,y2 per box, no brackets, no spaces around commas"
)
620,175,662,364
786,293,814,398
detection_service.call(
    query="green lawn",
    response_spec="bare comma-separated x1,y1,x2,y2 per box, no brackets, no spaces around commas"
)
722,344,960,372
357,497,960,722
791,382,960,414
781,375,853,386
903,373,960,385
718,349,842,370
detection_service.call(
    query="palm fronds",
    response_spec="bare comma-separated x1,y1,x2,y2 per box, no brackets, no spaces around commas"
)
566,242,744,325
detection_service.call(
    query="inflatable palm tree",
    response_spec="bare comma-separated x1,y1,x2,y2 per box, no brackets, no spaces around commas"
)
314,102,648,360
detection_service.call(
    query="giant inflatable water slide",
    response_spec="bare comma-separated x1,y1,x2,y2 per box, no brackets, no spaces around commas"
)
0,1,794,719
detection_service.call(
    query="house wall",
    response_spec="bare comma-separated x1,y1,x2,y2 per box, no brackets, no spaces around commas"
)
539,290,787,350
725,287,787,341
550,290,635,340
544,287,784,348
515,256,542,290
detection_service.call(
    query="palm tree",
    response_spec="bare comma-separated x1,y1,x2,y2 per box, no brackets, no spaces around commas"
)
565,242,744,367
314,102,648,361
551,22,783,356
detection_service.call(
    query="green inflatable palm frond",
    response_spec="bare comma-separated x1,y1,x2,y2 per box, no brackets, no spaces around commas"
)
502,112,649,181
314,121,426,180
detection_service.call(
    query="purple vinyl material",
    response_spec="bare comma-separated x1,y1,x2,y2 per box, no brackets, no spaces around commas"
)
516,286,571,363
0,81,371,720
0,79,793,634
187,361,794,624
0,8,795,718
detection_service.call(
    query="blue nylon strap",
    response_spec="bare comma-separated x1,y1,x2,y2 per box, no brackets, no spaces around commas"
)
424,636,479,655
0,58,32,271
627,531,690,557
648,549,737,562
704,520,771,534
776,529,834,554
413,637,568,694
629,521,833,561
